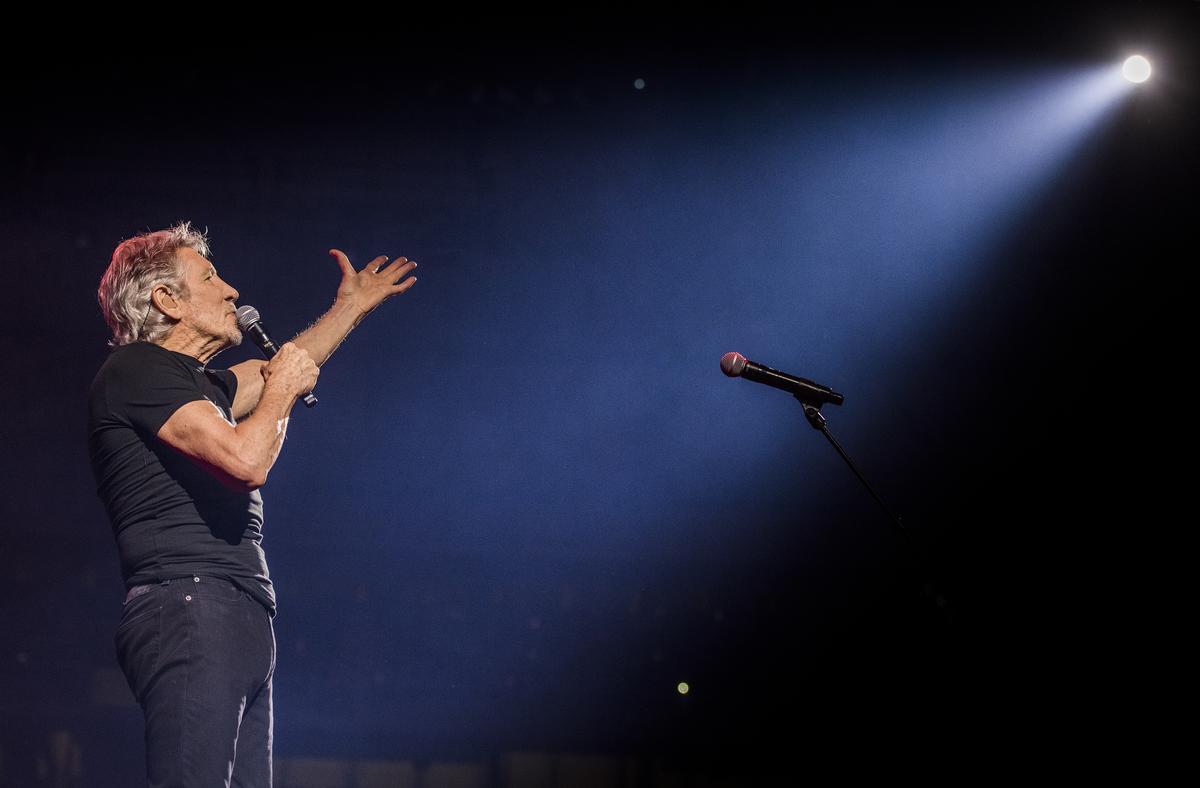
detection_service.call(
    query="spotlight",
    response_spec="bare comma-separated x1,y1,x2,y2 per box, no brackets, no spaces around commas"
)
1122,55,1151,84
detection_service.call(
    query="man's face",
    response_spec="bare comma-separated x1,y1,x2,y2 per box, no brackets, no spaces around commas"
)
176,247,242,348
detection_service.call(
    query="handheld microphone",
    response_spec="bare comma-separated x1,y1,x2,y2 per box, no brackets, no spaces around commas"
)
236,305,318,408
720,352,843,407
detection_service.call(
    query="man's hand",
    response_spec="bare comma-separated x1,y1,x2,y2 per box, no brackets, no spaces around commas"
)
330,248,418,318
261,343,319,401
275,248,418,378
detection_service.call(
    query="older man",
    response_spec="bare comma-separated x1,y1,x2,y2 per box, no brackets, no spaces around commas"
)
87,223,416,786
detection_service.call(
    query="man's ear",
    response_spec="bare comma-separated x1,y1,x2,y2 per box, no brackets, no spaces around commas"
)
151,285,185,321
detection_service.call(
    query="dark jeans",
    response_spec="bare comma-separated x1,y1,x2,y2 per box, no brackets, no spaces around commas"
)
115,576,276,787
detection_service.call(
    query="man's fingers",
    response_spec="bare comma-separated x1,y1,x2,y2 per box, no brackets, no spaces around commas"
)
379,258,417,282
333,249,416,295
329,249,356,278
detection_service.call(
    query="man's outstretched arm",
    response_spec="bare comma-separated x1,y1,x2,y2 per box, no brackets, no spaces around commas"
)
229,249,417,420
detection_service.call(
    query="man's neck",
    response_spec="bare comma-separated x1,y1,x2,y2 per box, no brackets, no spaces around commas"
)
157,328,223,365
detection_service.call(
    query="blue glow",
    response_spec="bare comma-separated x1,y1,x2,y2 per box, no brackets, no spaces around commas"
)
251,59,1136,749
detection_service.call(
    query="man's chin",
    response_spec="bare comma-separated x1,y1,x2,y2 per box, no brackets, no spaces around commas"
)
210,330,243,358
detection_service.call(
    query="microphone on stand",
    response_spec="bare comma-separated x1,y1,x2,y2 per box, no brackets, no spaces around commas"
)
720,351,843,407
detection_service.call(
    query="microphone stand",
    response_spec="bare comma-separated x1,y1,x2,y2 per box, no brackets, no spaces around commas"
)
797,394,952,623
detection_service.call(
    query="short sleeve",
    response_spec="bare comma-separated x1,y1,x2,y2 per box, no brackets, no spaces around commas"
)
208,368,239,407
100,344,209,439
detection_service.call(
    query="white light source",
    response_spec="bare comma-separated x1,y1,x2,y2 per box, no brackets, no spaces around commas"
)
1122,55,1151,84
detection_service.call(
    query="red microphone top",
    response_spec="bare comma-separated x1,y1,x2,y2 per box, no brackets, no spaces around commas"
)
720,352,747,377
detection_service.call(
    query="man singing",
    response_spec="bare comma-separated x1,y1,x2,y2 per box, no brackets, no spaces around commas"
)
87,222,417,786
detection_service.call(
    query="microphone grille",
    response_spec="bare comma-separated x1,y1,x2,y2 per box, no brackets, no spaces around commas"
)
720,352,747,377
235,305,261,330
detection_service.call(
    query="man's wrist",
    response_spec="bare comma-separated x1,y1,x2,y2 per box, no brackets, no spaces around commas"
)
330,296,372,331
259,377,300,411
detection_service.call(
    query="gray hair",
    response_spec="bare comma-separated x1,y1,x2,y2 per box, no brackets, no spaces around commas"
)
97,222,210,346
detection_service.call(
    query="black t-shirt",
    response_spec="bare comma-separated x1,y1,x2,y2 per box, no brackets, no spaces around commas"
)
88,341,275,615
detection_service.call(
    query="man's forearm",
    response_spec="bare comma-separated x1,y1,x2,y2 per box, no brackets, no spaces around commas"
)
230,299,365,421
229,382,298,489
291,298,369,368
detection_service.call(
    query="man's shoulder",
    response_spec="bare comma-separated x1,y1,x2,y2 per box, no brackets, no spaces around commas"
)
90,342,202,404
95,342,185,379
89,343,214,434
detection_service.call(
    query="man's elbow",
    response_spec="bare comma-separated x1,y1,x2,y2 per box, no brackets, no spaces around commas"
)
241,471,268,492
221,456,269,492
240,463,270,492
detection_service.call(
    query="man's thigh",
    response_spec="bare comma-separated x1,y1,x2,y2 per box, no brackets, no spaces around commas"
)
116,577,274,788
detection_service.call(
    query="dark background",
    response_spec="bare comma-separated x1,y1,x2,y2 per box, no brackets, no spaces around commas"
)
2,5,1196,783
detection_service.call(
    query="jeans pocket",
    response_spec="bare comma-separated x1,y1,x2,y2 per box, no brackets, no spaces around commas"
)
114,596,162,703
117,593,161,632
